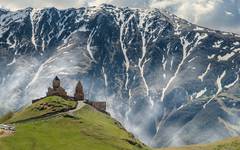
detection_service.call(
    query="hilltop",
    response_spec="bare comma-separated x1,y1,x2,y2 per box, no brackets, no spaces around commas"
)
0,96,149,150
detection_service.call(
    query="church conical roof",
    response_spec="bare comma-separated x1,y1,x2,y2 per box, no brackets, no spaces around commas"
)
54,76,60,81
76,81,83,87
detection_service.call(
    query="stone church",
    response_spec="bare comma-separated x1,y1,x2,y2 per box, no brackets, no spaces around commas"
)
46,76,84,101
74,81,84,100
47,76,67,98
43,76,106,112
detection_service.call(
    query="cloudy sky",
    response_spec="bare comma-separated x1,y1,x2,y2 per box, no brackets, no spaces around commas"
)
0,0,239,34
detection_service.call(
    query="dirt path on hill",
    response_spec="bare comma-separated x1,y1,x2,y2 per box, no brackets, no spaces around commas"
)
0,129,14,138
68,101,86,115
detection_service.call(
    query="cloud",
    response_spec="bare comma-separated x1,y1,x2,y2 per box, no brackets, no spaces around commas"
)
149,0,240,34
0,0,149,10
0,0,87,10
88,0,150,8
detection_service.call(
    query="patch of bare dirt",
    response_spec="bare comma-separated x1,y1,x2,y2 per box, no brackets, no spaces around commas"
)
0,129,14,138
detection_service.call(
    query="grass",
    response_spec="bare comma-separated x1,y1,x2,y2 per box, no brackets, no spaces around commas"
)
157,137,240,150
2,96,239,150
5,96,77,123
0,97,150,150
0,112,14,123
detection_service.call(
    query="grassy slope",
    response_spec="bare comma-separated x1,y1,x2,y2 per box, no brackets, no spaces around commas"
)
0,97,150,150
2,96,239,150
157,137,240,150
6,96,77,123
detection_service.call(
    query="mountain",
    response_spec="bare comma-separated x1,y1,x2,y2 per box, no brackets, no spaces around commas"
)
0,96,149,150
0,4,239,147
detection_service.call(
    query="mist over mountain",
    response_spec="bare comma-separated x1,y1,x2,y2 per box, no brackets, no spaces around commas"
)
0,4,239,147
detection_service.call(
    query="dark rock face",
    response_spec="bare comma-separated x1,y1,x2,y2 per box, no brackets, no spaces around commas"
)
0,4,239,147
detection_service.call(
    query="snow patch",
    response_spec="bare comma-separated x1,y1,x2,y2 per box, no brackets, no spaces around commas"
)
193,26,204,31
7,58,16,66
233,41,240,46
196,88,207,98
198,64,211,82
30,9,38,50
216,70,226,96
217,52,235,61
225,11,233,16
208,54,215,59
204,70,226,108
102,67,108,87
212,40,223,48
225,75,239,89
87,27,97,62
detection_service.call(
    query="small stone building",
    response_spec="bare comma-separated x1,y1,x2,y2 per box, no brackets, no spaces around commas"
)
46,76,67,98
86,101,106,112
74,81,84,101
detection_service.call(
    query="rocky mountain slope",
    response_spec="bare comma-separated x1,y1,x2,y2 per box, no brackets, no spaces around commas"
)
0,4,239,147
0,96,149,150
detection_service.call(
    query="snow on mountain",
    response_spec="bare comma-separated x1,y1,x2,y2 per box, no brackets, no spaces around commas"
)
0,4,239,147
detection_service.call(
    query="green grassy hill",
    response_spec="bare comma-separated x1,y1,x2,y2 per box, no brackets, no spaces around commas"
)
4,96,77,123
0,96,150,150
1,96,240,150
157,137,240,150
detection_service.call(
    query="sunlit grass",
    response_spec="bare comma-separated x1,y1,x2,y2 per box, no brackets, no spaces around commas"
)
0,97,149,150
5,96,77,123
